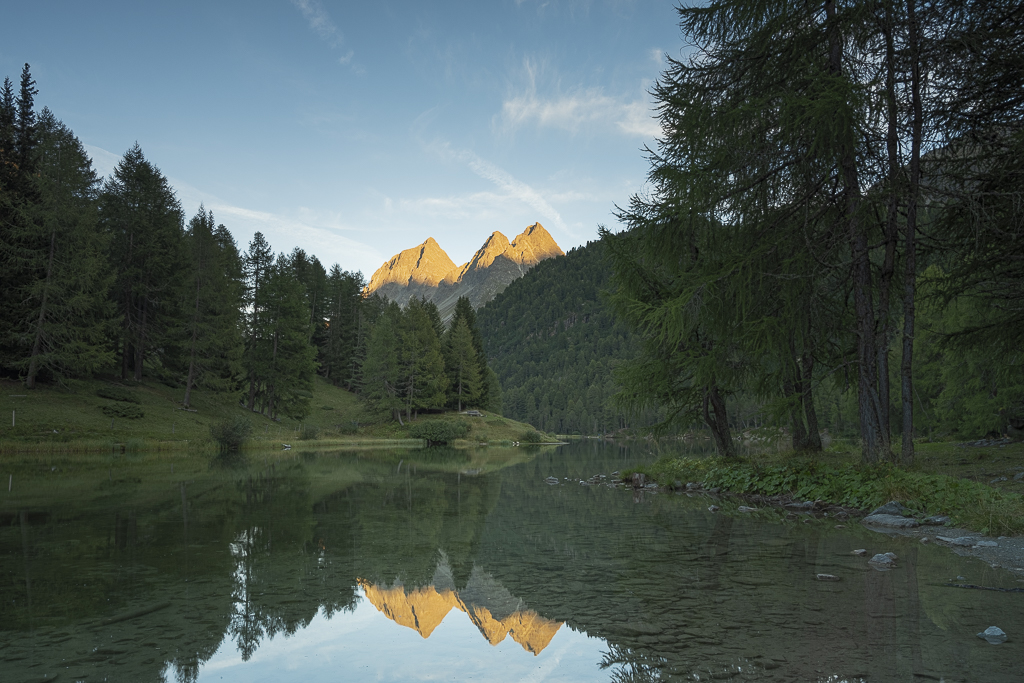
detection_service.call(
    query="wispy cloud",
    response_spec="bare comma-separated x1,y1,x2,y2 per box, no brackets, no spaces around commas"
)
291,0,340,43
497,58,660,139
290,0,363,72
426,141,575,238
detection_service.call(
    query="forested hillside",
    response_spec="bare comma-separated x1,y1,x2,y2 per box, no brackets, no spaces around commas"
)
477,241,659,434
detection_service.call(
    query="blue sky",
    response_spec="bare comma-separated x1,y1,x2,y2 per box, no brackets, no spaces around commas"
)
2,1,682,278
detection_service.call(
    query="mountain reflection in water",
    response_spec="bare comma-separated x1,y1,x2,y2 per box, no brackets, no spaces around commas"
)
2,441,1024,683
359,557,562,653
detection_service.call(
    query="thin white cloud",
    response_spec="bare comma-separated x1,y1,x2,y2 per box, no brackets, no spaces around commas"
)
424,141,576,239
291,0,340,43
497,58,659,139
290,0,363,72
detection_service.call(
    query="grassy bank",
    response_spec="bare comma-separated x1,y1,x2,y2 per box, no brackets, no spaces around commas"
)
0,375,553,454
628,440,1024,536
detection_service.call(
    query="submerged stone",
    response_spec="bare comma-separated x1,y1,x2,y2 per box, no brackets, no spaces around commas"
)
869,552,898,566
977,626,1007,644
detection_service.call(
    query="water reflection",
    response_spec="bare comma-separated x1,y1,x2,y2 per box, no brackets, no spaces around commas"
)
0,442,1022,683
359,553,562,653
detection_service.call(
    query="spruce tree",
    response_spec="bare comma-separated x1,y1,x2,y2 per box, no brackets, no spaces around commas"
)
20,110,112,387
177,206,244,407
444,317,480,412
100,143,184,381
359,301,404,421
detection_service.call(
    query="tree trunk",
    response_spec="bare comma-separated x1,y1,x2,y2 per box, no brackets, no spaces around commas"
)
801,353,823,451
876,2,902,442
134,300,147,382
902,0,922,466
26,227,57,389
703,383,735,458
183,275,201,408
247,371,257,411
827,0,890,463
121,293,131,381
787,336,808,450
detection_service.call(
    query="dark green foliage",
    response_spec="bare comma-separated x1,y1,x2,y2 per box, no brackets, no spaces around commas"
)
210,414,252,451
171,206,244,408
478,241,649,434
16,109,113,387
408,419,470,445
319,265,366,388
101,402,143,419
299,423,320,441
101,143,185,382
240,239,318,421
95,386,140,404
443,317,480,412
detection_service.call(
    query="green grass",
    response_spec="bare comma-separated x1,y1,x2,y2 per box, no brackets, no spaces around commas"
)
629,439,1024,536
0,374,553,454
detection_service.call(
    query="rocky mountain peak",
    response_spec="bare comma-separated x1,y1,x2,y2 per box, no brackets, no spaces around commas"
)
365,223,563,318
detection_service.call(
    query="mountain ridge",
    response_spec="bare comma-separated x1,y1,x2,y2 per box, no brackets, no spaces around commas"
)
365,222,563,319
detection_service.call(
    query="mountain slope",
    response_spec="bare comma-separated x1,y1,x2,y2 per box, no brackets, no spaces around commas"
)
476,240,659,434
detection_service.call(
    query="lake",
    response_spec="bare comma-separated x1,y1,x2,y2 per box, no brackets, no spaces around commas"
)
2,441,1021,682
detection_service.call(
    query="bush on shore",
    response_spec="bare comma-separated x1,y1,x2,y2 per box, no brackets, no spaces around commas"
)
210,415,252,451
409,420,471,445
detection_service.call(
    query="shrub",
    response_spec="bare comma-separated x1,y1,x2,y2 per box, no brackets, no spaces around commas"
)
210,415,252,451
337,422,359,435
101,402,144,419
409,420,471,445
96,386,140,404
519,429,543,443
299,423,320,440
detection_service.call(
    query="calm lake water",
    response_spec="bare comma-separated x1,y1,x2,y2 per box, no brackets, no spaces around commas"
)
2,441,1022,682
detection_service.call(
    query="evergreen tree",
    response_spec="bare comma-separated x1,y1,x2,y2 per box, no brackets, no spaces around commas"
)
242,232,274,409
444,317,480,411
100,143,184,381
321,264,366,388
359,301,404,422
398,298,448,420
177,206,244,407
20,110,112,387
257,254,317,420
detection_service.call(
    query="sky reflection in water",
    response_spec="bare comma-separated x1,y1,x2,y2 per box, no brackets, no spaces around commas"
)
195,589,607,683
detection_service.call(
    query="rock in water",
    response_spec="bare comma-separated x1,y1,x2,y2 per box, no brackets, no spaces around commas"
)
852,549,868,556
977,626,1007,644
816,574,841,582
862,514,920,528
936,536,976,547
923,515,950,526
869,552,898,567
737,506,758,513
